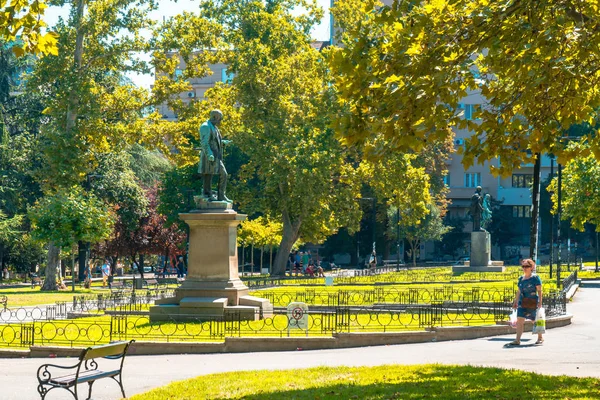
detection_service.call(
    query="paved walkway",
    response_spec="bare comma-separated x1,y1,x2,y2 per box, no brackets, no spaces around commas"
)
2,282,599,400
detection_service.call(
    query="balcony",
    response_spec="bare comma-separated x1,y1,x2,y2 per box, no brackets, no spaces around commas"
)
497,187,531,205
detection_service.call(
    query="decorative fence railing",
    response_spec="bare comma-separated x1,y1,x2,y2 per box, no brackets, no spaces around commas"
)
0,291,567,349
244,271,529,289
561,270,577,292
256,286,520,307
0,288,176,323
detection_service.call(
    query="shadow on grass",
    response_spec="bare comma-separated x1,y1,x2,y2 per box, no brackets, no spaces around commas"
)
133,364,600,400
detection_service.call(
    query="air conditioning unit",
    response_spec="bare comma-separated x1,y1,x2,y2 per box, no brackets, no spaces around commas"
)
455,138,464,146
187,91,196,98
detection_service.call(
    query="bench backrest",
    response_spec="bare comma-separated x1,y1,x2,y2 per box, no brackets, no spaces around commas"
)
80,341,132,361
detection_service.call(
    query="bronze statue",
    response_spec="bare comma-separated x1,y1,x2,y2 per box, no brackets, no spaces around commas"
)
481,193,492,230
198,109,231,202
470,186,483,231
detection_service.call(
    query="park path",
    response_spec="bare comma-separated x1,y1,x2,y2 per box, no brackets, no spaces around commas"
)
1,282,599,400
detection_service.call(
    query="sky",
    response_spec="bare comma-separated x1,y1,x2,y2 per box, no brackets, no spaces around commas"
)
44,0,332,88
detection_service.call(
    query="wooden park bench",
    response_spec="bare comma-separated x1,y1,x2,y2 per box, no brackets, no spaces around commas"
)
109,280,132,293
36,340,135,400
143,278,160,289
0,295,6,311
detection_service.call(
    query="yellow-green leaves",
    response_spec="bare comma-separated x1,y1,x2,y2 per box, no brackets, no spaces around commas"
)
330,0,600,175
1,0,58,56
28,186,115,250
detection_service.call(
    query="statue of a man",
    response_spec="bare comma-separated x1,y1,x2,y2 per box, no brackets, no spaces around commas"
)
470,186,483,231
199,109,231,202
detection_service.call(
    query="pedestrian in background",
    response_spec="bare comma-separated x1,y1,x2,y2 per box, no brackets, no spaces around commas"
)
101,260,111,288
508,258,543,346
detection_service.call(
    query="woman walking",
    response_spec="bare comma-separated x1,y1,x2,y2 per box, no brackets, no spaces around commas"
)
508,258,543,346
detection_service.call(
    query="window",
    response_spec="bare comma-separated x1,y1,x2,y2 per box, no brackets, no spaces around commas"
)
464,173,480,188
512,206,531,218
174,68,183,79
458,104,482,120
512,174,533,188
443,174,450,186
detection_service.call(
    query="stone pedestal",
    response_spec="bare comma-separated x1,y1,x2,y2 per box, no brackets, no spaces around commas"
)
453,230,505,273
150,204,273,322
471,230,491,267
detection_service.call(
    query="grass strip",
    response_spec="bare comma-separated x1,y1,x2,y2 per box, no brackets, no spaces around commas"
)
130,364,600,400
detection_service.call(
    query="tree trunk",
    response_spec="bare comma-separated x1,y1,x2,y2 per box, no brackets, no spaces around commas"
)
409,239,419,268
251,244,254,274
272,211,301,276
530,152,542,261
260,247,263,273
41,242,60,291
269,245,273,274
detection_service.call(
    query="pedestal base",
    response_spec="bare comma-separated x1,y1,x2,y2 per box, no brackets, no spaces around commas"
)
149,295,274,322
148,209,273,322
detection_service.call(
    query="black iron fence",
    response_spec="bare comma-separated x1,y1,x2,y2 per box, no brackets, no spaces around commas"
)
244,271,527,289
561,270,577,292
257,286,519,307
0,289,176,323
0,291,567,348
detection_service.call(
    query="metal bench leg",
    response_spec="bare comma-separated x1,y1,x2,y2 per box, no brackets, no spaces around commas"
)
87,380,95,400
113,374,126,398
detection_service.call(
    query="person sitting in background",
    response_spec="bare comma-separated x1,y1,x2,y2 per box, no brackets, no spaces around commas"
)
305,263,315,277
316,262,325,277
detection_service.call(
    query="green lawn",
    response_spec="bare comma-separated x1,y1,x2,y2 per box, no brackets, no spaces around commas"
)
130,364,600,400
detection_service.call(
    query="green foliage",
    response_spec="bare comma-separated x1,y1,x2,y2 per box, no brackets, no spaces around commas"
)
131,364,600,400
29,0,161,190
209,1,360,274
157,165,202,228
5,233,45,273
329,0,600,175
28,186,115,249
127,144,172,188
549,144,600,231
437,216,467,258
390,203,450,267
238,217,283,248
155,1,361,275
91,151,148,231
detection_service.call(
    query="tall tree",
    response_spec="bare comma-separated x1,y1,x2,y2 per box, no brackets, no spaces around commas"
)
331,0,600,260
390,203,450,267
548,144,600,232
156,0,362,276
28,187,115,289
27,0,160,289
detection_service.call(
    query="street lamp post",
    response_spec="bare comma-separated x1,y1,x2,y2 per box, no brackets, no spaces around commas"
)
396,207,401,272
549,155,554,279
594,230,598,273
556,163,562,288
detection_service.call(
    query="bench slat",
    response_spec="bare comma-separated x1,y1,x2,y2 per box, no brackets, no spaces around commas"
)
50,369,120,386
82,342,129,360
